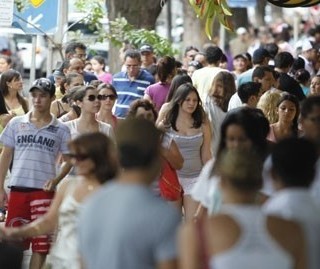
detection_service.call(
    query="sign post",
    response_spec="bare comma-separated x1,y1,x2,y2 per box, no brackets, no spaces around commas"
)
13,0,60,35
12,0,60,83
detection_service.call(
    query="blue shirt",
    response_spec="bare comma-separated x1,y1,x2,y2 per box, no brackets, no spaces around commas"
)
112,70,155,118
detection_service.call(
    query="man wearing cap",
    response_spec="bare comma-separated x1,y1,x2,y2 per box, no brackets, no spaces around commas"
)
229,27,250,57
299,40,318,78
232,53,250,79
112,49,155,118
140,44,157,77
0,78,71,269
78,118,180,269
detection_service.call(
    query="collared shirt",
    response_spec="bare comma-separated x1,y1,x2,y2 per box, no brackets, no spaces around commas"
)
0,111,71,189
112,70,155,118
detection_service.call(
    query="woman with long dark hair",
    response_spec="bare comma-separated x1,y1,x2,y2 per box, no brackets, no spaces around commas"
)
0,70,28,116
156,73,192,125
160,83,211,220
267,93,299,142
51,72,84,119
191,107,270,216
96,83,118,129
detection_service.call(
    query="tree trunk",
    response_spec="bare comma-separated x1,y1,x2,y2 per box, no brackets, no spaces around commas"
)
106,0,163,29
255,0,267,27
105,0,165,72
182,0,211,52
231,8,249,29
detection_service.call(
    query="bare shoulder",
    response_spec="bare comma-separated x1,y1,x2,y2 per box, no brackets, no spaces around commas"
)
267,215,304,255
208,214,241,254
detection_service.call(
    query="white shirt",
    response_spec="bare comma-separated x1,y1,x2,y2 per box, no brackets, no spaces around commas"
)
228,92,242,111
263,188,320,269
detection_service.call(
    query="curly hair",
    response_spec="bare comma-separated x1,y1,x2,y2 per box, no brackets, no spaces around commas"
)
126,99,158,121
257,89,282,124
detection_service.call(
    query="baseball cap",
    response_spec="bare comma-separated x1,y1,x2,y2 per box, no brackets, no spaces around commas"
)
252,48,270,64
234,53,249,60
236,27,247,35
302,40,314,52
140,44,154,53
29,78,56,96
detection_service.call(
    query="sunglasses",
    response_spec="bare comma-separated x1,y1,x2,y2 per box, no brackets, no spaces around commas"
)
67,153,89,162
99,94,117,101
87,94,103,102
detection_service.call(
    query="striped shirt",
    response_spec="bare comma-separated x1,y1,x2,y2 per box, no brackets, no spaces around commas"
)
112,70,155,118
0,112,71,189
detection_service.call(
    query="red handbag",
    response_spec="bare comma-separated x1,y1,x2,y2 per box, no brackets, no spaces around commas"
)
159,159,182,201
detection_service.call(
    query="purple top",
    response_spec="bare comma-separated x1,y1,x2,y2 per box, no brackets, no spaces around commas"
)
98,72,113,84
145,82,170,111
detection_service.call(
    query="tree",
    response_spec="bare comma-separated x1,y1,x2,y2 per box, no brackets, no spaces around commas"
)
255,0,267,27
231,8,249,29
105,0,164,29
105,0,166,71
182,1,211,50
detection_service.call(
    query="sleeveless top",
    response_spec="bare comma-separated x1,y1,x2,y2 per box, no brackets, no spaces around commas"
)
64,119,114,140
49,177,81,269
169,129,203,178
9,105,25,116
210,205,293,269
56,100,68,118
267,124,277,142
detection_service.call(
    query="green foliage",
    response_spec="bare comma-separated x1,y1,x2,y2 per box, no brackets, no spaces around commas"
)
14,0,176,57
106,18,178,57
72,1,177,56
73,0,105,34
14,0,29,12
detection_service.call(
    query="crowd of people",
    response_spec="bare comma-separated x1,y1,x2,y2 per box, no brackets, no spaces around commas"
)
0,22,319,269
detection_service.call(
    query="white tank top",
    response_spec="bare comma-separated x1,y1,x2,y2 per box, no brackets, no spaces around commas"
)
210,205,293,269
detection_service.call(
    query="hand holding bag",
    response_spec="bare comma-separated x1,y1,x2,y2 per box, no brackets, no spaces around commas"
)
159,159,182,201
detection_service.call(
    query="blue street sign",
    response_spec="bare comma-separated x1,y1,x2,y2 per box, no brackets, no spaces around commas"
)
228,0,257,8
12,0,60,35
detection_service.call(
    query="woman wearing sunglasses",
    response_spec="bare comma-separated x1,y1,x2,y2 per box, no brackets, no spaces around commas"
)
0,132,118,269
64,85,115,140
95,83,118,129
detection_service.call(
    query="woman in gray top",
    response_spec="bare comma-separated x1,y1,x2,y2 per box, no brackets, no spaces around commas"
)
160,83,212,221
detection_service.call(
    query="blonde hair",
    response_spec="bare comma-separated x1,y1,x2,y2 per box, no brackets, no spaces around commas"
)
257,89,282,124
